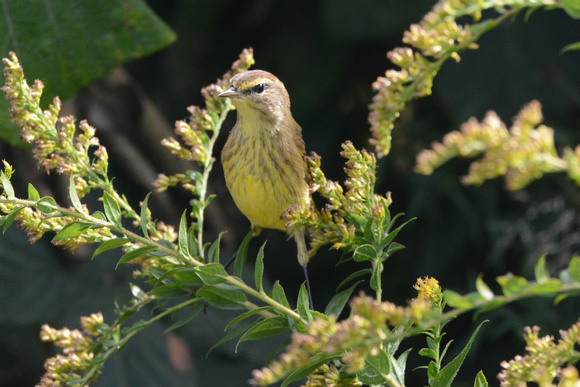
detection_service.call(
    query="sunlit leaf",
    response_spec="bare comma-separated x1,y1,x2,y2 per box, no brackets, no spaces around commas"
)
254,242,266,294
195,263,228,286
51,221,92,242
116,245,157,268
103,192,122,230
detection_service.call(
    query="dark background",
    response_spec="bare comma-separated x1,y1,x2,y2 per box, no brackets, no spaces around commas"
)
1,1,580,386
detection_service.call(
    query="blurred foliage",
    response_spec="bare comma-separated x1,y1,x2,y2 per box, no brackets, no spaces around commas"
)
0,1,579,386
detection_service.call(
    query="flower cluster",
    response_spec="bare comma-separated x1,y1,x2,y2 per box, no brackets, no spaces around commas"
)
497,319,580,386
368,0,556,157
153,48,254,194
2,52,109,198
414,100,579,190
38,313,106,386
414,276,443,307
250,292,433,386
284,141,392,255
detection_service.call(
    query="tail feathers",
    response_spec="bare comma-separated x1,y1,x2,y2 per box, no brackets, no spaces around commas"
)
293,228,309,267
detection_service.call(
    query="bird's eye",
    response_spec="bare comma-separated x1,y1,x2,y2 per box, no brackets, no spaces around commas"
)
253,83,265,94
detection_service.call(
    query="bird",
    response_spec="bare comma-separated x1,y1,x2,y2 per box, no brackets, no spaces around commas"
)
218,70,312,305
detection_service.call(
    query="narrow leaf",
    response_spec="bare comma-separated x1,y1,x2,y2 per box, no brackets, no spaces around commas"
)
36,197,58,214
92,238,130,259
432,321,487,387
569,255,580,283
116,245,157,268
561,41,580,54
27,183,40,201
163,303,203,335
324,281,362,317
336,268,371,291
234,229,254,278
2,206,25,233
0,171,14,198
271,281,291,309
353,244,377,262
177,210,188,256
69,177,83,213
140,192,151,238
237,316,290,347
198,285,247,310
534,253,549,284
474,371,488,387
225,306,273,331
52,221,93,242
103,192,122,230
206,318,256,357
475,274,494,300
297,282,312,322
496,273,528,296
207,232,224,264
195,263,229,286
255,242,266,294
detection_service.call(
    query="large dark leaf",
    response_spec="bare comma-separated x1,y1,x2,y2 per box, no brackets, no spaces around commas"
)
0,0,176,145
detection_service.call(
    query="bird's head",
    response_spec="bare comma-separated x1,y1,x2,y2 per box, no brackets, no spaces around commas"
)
218,70,291,126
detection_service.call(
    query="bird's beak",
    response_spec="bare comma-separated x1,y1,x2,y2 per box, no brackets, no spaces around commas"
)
218,88,240,99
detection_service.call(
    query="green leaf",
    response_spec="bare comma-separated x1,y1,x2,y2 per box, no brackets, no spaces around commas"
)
419,348,438,360
36,197,58,214
69,177,83,213
528,279,562,295
561,41,580,54
116,245,157,268
162,303,203,335
51,221,93,242
297,282,312,322
336,268,371,291
281,353,340,387
353,244,377,262
206,318,256,357
474,371,488,387
324,281,362,317
0,171,14,198
237,316,290,347
207,232,224,264
475,274,494,300
496,273,528,296
0,0,176,146
254,242,266,294
195,263,228,286
534,253,549,283
569,255,580,283
444,290,483,309
271,280,291,309
92,238,130,259
432,321,487,387
225,306,273,331
197,285,247,310
27,183,40,201
103,192,122,230
2,206,25,233
234,230,254,278
562,0,580,19
357,348,389,385
177,210,188,256
140,192,151,238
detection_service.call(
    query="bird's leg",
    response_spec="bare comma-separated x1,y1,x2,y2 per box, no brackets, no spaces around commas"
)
293,229,314,309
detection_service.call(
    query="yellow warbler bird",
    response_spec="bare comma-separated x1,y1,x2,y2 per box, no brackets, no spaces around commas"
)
218,70,312,300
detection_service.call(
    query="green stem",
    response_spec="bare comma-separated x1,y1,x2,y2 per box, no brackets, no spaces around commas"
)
195,106,231,259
